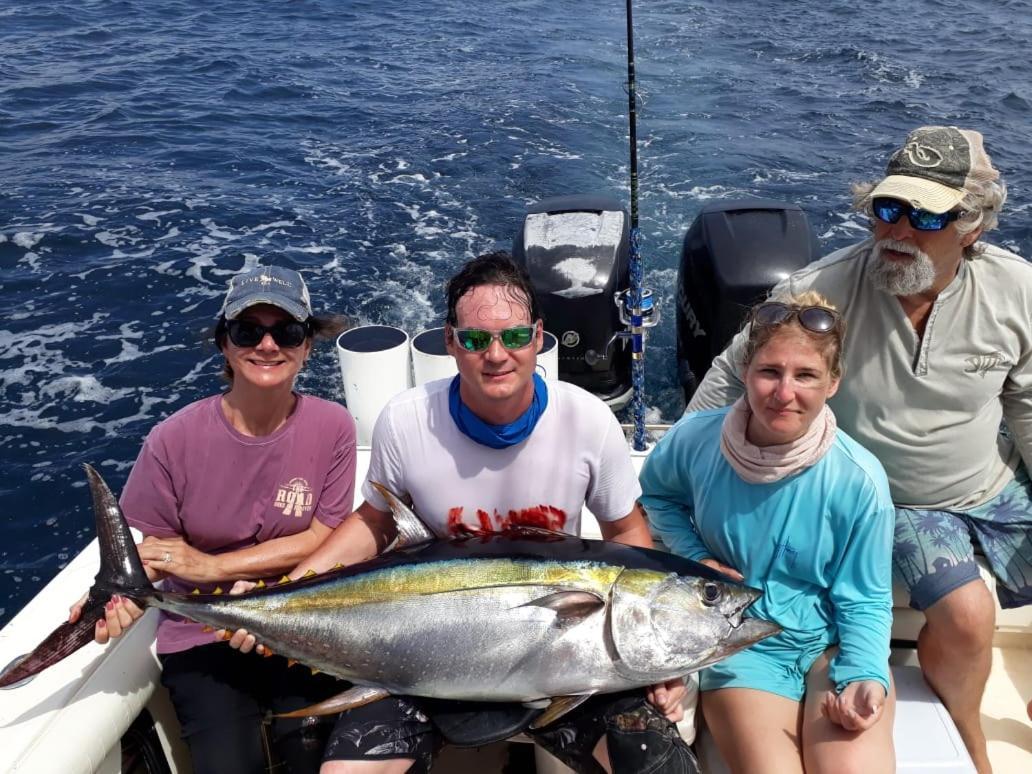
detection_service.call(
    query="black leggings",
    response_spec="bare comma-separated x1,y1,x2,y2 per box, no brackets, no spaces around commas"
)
160,643,345,774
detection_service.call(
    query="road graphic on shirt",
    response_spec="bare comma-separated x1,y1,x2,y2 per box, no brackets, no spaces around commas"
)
275,477,314,517
446,505,568,535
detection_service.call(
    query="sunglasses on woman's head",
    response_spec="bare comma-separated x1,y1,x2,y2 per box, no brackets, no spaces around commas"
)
752,302,839,334
453,324,536,352
226,319,310,348
871,197,961,232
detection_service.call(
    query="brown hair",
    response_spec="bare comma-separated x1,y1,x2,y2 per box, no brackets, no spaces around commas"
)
445,251,542,326
740,291,845,379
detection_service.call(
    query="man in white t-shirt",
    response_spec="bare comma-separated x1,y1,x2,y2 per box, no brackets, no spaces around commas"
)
236,253,696,774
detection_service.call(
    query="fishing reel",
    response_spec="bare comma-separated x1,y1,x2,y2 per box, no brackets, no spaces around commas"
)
583,288,660,366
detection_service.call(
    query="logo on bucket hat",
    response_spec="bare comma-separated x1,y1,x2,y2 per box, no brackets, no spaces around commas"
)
221,265,313,321
868,126,999,214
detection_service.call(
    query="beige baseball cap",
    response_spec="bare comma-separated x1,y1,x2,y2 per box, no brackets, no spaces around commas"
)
869,126,999,214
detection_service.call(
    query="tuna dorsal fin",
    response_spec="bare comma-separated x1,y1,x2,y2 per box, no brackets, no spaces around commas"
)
522,590,605,627
369,481,436,551
275,685,391,718
528,694,594,729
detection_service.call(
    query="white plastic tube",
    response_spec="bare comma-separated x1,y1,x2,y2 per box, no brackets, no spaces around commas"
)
411,327,457,386
337,326,412,445
538,331,560,380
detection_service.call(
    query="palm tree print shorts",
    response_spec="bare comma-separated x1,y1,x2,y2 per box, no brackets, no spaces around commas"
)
893,466,1032,610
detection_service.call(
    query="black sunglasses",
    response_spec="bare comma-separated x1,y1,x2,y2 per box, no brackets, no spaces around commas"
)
752,302,840,334
225,319,310,348
872,197,961,232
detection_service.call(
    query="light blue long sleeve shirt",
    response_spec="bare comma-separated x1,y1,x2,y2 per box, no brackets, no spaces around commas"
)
639,407,894,694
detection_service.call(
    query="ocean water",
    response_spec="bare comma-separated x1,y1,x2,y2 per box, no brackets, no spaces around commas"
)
1,0,1031,626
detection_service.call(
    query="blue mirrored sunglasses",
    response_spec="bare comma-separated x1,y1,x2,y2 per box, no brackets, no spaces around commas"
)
872,197,961,232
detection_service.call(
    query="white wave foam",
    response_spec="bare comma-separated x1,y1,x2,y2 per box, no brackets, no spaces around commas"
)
39,376,134,404
137,209,182,221
13,232,43,249
201,219,241,240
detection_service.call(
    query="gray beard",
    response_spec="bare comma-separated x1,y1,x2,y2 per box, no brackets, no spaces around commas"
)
868,239,937,296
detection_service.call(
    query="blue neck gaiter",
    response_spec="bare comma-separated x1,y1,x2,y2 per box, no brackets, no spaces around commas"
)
448,373,549,449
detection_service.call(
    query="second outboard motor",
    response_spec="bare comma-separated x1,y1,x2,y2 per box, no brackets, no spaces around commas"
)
513,195,632,407
677,199,821,403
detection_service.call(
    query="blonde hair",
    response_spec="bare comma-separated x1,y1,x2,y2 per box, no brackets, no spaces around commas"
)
741,291,845,379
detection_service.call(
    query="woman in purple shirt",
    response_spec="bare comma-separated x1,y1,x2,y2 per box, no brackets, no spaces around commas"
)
69,266,357,774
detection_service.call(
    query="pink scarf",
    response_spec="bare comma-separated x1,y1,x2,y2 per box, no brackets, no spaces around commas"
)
719,397,837,484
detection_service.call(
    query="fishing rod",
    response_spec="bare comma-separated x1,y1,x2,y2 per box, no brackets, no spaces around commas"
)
621,0,657,451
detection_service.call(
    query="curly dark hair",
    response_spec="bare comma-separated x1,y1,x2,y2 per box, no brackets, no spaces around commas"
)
444,251,542,326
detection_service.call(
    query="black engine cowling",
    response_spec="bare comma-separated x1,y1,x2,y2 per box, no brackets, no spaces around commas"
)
677,199,821,402
513,195,632,406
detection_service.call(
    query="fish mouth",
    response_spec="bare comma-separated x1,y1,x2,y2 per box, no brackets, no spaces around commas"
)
694,617,780,670
719,585,780,652
730,585,762,617
728,616,781,649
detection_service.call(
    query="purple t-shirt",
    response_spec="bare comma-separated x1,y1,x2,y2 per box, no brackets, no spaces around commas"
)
121,393,356,654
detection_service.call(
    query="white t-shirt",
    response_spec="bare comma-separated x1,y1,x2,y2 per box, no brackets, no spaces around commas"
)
361,378,641,536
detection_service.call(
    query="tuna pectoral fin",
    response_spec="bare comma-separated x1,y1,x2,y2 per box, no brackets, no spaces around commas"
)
521,590,605,627
529,694,595,729
274,685,390,718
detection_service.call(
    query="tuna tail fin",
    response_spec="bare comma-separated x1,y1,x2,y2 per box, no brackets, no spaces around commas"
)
0,464,153,689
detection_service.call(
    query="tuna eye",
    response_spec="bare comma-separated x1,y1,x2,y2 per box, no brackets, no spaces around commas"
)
702,583,722,606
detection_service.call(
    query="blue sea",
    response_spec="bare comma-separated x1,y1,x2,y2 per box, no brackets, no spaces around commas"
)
2,0,1031,626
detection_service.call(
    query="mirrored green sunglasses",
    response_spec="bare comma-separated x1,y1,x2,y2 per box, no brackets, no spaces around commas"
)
454,324,536,352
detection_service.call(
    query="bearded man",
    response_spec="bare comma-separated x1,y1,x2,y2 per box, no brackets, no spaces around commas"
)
687,126,1032,773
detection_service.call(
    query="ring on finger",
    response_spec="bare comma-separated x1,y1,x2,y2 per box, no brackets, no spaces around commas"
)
163,551,172,564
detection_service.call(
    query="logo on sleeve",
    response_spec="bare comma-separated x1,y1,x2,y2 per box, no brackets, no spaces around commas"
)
275,477,314,517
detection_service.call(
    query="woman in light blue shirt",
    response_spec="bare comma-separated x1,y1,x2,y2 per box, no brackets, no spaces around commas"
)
640,293,895,774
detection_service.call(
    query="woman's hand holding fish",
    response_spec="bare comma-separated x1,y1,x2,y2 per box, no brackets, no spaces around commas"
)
68,593,145,643
138,535,218,583
216,580,274,656
699,557,744,582
646,677,688,722
820,680,886,731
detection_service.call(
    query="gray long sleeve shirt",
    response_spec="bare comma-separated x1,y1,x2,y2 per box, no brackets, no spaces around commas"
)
687,239,1032,510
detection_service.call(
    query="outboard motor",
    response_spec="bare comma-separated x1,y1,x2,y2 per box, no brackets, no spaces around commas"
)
677,199,821,402
513,195,633,408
